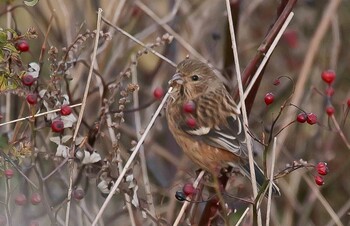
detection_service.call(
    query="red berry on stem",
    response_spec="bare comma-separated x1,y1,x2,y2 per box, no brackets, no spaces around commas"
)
22,74,35,86
183,101,196,113
26,94,38,105
31,193,42,205
321,70,336,84
326,106,335,116
307,113,317,125
153,87,164,100
264,92,275,105
73,189,85,201
16,40,30,52
186,118,196,128
60,105,72,116
15,193,27,206
182,183,196,196
325,86,334,97
316,162,329,176
297,113,307,123
314,175,324,186
4,169,14,179
51,120,64,133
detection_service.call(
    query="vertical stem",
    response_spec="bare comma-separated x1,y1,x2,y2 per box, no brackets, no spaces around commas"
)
5,176,12,226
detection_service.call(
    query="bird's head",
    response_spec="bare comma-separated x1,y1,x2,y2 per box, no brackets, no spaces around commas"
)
169,59,221,99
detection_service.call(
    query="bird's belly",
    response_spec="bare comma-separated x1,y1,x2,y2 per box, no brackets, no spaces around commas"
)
178,136,238,174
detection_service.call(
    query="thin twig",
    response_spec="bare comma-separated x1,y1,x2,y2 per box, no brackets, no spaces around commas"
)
266,137,277,226
303,176,343,226
237,12,294,109
234,207,250,226
105,113,136,226
66,8,103,226
134,1,204,63
91,87,173,226
173,170,205,226
131,55,157,224
101,16,176,68
0,103,82,127
331,115,350,149
0,151,38,189
225,1,260,225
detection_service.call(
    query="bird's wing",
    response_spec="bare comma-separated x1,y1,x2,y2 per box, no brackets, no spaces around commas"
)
183,114,247,158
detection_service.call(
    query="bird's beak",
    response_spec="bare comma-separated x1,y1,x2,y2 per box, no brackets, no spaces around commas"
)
169,73,183,86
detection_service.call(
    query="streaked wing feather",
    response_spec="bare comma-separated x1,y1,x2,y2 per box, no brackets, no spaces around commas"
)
182,114,247,158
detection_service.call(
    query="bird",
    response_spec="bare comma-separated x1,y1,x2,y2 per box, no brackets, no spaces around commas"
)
166,58,280,196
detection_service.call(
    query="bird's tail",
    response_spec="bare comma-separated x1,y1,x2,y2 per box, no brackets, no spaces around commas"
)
241,162,281,196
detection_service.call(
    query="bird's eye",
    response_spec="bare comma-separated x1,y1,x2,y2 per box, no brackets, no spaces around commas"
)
191,75,199,81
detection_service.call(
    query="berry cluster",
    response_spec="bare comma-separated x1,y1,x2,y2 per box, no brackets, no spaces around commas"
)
314,162,329,186
296,112,317,125
321,70,336,117
51,105,73,133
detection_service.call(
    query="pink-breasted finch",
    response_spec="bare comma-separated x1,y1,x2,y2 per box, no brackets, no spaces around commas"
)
166,59,280,196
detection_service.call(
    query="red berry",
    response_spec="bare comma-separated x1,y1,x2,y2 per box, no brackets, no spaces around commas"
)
153,87,164,100
4,169,14,179
182,183,196,196
316,162,329,176
186,118,196,128
326,106,335,116
314,175,324,186
273,79,280,86
16,40,30,52
296,113,307,123
72,189,85,201
21,74,35,86
60,105,72,116
183,101,196,113
264,92,274,105
306,113,317,125
283,29,298,48
321,70,336,84
347,99,350,108
51,120,64,133
30,193,42,205
26,93,38,105
15,193,27,206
